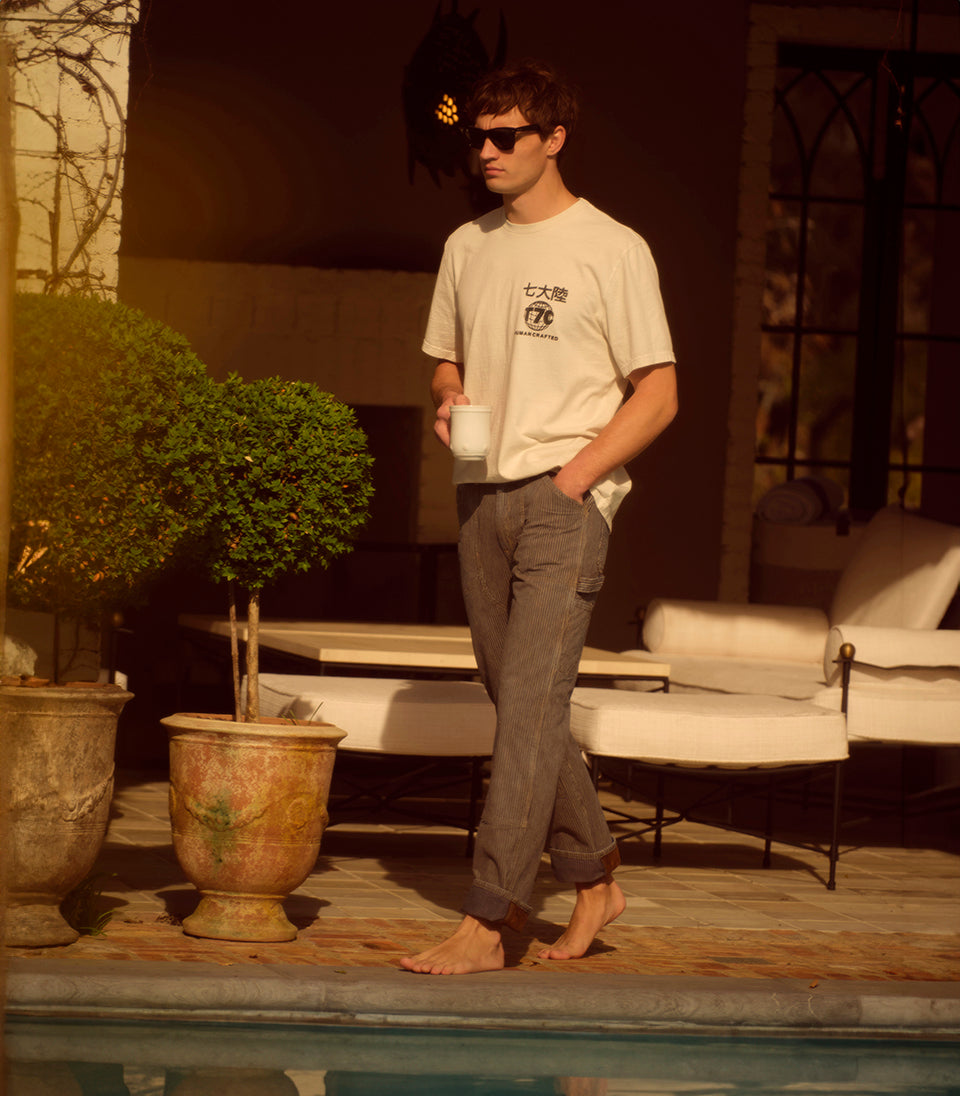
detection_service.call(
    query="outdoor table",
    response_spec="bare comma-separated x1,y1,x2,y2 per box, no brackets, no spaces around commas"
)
178,614,670,689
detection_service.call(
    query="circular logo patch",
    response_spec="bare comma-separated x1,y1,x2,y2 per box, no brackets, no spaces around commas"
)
524,301,555,332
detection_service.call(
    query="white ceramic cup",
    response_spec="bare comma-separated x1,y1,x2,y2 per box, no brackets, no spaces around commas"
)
449,404,492,460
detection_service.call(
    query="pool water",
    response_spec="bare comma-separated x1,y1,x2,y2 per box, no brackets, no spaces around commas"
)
4,1018,960,1095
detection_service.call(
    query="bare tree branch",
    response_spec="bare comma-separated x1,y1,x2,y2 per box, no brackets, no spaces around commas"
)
4,0,135,296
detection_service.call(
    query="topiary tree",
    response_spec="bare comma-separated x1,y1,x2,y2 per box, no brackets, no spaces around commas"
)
199,374,374,722
8,292,219,678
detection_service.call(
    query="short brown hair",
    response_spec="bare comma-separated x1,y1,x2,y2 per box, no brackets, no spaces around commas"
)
466,60,581,140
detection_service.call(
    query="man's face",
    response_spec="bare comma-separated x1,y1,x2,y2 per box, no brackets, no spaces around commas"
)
473,108,558,198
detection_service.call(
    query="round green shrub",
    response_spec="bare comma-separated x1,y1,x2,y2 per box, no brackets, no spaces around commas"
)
201,374,374,591
9,292,219,621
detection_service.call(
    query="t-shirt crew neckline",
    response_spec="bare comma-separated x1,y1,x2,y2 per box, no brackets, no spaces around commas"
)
501,197,585,233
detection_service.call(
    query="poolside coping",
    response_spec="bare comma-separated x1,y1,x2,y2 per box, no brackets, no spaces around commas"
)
7,957,960,1037
5,774,958,1039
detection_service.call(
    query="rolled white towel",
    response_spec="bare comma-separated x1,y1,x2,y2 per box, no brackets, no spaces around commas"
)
756,476,843,524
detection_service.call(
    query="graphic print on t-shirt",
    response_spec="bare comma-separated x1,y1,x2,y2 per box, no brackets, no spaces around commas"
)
516,281,567,342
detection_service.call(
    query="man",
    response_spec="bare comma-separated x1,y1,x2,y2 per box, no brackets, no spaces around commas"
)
401,61,677,975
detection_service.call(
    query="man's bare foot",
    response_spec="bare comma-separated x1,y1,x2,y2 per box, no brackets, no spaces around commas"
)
537,875,626,960
400,915,505,975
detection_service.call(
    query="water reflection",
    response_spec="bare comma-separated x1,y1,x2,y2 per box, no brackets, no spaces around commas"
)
4,1019,960,1096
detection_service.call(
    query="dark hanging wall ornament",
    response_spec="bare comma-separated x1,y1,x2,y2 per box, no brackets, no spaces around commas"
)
402,1,507,187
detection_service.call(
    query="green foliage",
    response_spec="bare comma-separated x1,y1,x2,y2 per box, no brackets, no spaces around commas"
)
200,375,374,590
8,293,374,713
9,293,219,621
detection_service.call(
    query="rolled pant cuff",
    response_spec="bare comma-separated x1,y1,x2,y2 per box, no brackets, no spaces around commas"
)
461,884,530,932
550,842,621,884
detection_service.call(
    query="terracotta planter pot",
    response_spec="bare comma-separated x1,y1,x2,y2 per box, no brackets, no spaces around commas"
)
0,684,132,948
163,712,346,942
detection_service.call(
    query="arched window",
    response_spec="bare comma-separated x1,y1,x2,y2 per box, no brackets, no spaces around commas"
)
757,43,960,521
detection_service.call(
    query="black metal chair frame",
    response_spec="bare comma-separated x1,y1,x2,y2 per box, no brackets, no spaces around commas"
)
329,752,488,855
584,645,855,890
590,753,845,889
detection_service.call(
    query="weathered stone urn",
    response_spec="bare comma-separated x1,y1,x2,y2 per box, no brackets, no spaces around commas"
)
0,683,132,947
163,713,346,942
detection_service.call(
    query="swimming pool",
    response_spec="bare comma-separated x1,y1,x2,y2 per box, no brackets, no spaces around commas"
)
5,1018,960,1096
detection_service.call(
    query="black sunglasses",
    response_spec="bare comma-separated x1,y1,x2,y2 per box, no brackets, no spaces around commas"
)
464,124,541,152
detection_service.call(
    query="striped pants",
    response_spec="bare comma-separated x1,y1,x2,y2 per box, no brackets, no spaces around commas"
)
456,473,620,930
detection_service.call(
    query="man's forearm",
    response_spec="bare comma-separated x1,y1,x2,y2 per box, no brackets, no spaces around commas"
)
553,362,678,501
431,360,465,408
431,359,467,447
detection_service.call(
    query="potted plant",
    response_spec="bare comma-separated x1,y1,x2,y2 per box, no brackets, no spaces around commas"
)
2,291,219,947
5,291,220,676
163,374,374,942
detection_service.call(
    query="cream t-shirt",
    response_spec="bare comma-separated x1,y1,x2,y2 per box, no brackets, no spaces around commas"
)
422,198,675,526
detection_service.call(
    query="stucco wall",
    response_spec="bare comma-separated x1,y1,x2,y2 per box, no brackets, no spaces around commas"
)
118,257,458,544
118,0,751,650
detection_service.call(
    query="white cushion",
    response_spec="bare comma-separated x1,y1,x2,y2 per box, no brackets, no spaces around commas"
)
256,674,496,756
823,624,960,688
829,506,960,629
813,684,960,746
641,599,828,663
570,688,847,767
618,651,824,700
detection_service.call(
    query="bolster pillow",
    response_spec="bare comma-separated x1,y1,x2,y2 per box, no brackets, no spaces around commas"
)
642,598,829,663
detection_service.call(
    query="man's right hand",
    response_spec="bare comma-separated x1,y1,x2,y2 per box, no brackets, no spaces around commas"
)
435,392,470,448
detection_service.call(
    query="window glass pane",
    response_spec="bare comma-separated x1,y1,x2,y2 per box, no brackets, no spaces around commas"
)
903,209,960,338
907,76,960,206
757,331,794,460
773,69,871,198
931,210,959,340
890,340,927,470
771,68,805,195
764,199,802,327
797,334,856,463
779,72,837,180
941,95,960,206
905,80,939,207
807,73,869,199
805,200,862,328
901,208,935,335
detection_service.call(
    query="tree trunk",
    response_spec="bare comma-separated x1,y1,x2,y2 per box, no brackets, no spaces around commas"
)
228,583,241,722
244,588,260,723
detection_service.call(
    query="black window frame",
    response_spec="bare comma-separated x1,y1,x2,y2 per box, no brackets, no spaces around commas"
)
757,42,960,518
